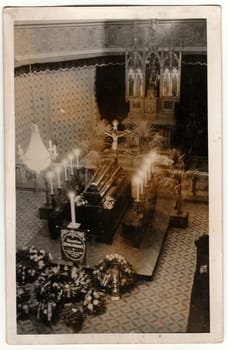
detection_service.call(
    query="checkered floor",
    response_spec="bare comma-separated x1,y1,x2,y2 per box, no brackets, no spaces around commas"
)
16,190,208,333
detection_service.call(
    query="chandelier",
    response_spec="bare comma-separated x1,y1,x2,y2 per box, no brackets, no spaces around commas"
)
17,64,58,174
18,123,58,174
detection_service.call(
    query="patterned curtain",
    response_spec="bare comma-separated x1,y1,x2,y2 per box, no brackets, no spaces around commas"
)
15,66,99,161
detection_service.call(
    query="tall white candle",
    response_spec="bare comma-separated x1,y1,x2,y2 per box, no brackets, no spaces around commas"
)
76,155,79,169
49,140,52,151
74,148,80,169
56,166,61,188
143,166,148,187
53,144,57,157
47,171,54,195
147,165,151,181
68,154,74,175
150,152,156,175
144,158,151,181
62,159,68,181
138,171,144,195
133,176,140,202
151,163,154,178
68,191,76,225
136,179,140,202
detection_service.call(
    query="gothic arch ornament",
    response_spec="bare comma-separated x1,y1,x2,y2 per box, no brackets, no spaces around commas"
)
160,51,182,97
125,49,145,100
144,49,162,96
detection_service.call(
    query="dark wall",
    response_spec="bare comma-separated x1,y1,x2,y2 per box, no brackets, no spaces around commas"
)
95,62,129,122
174,55,208,156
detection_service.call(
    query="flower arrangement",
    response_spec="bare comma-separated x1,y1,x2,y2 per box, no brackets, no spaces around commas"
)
156,148,199,215
16,246,136,330
92,254,136,296
34,272,64,323
75,195,88,207
17,285,32,320
36,300,59,323
34,264,92,322
83,289,106,315
16,246,53,284
63,265,92,301
16,246,93,325
62,304,85,331
102,195,116,210
91,119,112,152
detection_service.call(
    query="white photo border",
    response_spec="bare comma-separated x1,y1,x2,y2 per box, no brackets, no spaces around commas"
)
3,5,222,345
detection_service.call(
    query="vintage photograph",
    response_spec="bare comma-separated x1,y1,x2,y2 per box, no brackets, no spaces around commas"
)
4,5,222,344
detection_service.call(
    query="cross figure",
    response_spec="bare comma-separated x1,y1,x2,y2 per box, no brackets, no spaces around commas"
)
104,120,126,158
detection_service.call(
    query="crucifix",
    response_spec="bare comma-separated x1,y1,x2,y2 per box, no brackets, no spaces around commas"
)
104,120,126,159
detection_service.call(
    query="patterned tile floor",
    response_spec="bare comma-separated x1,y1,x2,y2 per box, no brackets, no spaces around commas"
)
16,190,46,248
16,190,208,334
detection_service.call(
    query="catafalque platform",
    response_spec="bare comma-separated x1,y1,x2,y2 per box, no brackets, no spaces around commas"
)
29,196,172,278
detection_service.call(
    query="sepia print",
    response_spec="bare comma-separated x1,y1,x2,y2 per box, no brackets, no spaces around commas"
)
4,5,222,344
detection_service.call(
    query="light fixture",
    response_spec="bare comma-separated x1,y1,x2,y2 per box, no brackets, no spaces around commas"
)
18,123,58,174
17,64,58,174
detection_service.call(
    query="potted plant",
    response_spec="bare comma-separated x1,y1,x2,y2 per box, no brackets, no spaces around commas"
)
156,148,199,227
90,119,112,153
122,119,154,151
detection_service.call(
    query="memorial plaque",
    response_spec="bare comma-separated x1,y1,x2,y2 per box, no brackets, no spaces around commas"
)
60,228,86,263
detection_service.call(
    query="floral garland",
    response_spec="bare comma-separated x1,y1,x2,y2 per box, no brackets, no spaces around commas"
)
34,264,92,323
16,247,136,331
83,289,106,315
102,195,116,210
16,247,94,325
16,246,53,284
92,254,136,295
17,285,33,320
75,195,88,207
62,304,85,332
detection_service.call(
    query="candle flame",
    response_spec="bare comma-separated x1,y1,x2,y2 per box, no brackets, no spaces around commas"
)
133,175,140,185
68,153,74,161
73,148,80,156
62,159,68,166
68,191,75,199
46,171,53,179
56,166,61,174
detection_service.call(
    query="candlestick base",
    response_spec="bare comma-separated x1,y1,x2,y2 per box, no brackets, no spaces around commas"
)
45,192,50,206
58,188,62,195
67,222,81,229
51,194,55,208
